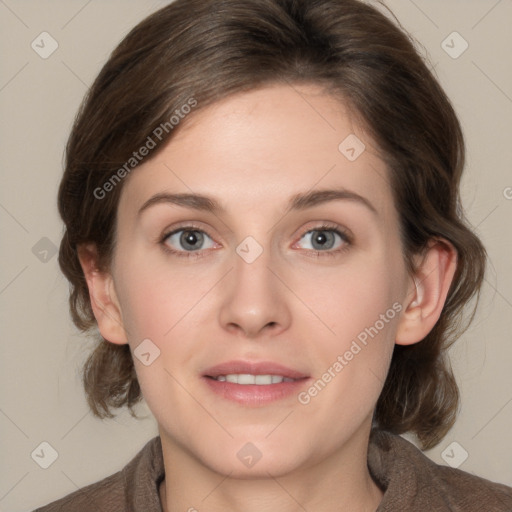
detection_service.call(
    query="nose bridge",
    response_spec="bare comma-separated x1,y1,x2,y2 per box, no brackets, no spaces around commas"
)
234,234,273,290
218,233,291,336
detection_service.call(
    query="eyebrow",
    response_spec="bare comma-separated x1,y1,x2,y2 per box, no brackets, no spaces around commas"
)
137,187,378,217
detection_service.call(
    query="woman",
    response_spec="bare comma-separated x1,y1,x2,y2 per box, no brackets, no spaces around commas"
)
34,0,512,510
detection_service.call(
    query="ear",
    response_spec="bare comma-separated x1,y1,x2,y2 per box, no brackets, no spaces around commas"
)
395,239,457,345
77,243,128,345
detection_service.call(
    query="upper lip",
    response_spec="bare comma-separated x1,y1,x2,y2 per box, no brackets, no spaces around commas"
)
203,360,309,380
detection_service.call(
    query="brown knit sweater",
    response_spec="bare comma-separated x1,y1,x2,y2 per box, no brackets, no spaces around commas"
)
33,429,512,511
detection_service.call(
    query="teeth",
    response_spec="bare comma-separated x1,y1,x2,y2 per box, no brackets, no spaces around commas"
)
258,375,274,384
213,374,295,385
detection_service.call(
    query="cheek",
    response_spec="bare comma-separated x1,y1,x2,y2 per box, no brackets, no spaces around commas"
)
298,254,403,343
114,256,218,346
294,251,405,403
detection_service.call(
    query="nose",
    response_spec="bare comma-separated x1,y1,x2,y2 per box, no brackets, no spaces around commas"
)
218,243,292,339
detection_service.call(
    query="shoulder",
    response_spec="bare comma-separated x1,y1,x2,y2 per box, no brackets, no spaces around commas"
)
32,436,164,512
369,429,512,512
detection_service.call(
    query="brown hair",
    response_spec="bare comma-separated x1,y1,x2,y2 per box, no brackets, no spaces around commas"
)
58,0,486,450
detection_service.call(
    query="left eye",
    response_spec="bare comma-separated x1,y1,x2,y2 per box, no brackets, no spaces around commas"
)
163,229,216,252
296,229,348,251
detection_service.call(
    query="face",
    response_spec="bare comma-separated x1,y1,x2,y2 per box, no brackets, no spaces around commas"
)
109,83,413,477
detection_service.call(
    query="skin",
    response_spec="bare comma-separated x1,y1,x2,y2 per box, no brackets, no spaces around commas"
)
79,83,457,512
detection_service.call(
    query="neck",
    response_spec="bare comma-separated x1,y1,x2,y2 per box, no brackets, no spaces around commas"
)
158,424,384,512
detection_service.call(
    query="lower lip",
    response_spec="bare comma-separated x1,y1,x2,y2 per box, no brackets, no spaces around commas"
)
202,376,311,406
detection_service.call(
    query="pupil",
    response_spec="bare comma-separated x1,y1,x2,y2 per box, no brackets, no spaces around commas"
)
316,232,327,245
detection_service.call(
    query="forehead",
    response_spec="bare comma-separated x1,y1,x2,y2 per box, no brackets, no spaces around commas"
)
118,83,395,222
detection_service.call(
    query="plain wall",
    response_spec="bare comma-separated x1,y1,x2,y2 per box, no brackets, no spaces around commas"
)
1,1,511,510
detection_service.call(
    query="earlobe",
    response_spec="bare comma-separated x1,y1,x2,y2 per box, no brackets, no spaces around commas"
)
77,243,128,345
395,239,457,346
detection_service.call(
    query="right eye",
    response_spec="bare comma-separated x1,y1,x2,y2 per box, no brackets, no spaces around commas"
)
161,226,217,257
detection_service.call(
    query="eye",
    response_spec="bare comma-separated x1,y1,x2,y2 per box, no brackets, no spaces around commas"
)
294,224,351,256
161,226,216,256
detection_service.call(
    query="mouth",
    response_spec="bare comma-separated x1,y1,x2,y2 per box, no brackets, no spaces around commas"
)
208,374,297,384
202,360,311,405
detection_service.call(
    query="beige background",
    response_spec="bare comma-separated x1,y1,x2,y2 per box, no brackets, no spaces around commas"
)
1,0,511,510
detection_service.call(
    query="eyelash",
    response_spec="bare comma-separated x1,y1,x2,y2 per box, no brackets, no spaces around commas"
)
159,222,353,259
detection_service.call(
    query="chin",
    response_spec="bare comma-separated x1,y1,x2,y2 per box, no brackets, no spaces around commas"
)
196,435,311,479
208,453,304,480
